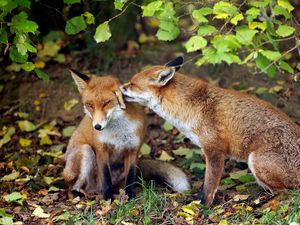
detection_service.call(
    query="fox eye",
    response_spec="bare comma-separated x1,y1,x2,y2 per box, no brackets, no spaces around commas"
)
103,100,111,107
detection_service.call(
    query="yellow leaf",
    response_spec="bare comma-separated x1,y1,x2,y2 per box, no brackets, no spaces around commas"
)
19,138,32,147
230,13,244,25
34,61,45,69
181,205,195,215
177,211,193,219
249,21,267,31
64,98,79,111
278,0,294,12
32,206,50,218
218,220,228,225
214,13,229,19
157,150,174,161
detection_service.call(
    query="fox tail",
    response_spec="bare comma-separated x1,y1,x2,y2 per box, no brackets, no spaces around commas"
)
137,158,191,192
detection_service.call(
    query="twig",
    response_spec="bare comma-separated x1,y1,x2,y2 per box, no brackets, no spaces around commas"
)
108,1,140,23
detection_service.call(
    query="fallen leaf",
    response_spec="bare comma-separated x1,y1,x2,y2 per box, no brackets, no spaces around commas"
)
17,120,37,132
13,112,29,119
62,126,76,137
163,121,173,131
32,206,50,218
64,98,79,111
229,169,248,180
19,138,32,147
233,194,249,202
140,143,151,155
53,211,71,222
1,171,20,182
0,127,15,148
157,150,174,161
218,220,228,225
3,192,25,205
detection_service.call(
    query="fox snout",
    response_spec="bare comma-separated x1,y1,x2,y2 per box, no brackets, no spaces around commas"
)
94,124,102,131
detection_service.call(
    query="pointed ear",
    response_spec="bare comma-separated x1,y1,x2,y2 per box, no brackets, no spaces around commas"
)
155,67,176,86
115,90,126,109
165,56,183,71
69,68,90,93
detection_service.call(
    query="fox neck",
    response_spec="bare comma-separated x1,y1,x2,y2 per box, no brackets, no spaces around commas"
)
148,75,206,147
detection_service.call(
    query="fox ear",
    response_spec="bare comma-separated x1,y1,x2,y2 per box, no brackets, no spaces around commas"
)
165,56,183,71
69,68,90,93
115,90,126,109
156,67,176,86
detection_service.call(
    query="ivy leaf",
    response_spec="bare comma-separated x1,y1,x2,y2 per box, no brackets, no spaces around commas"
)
277,0,294,12
65,16,87,35
34,69,50,82
255,53,276,78
236,26,258,45
276,25,295,37
230,13,244,25
279,61,294,74
213,1,238,19
94,21,111,43
184,36,207,52
197,25,217,36
141,1,163,17
64,0,80,4
114,0,127,10
260,50,281,61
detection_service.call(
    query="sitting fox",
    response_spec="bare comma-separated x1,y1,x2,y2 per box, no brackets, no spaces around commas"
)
120,56,300,205
62,69,191,199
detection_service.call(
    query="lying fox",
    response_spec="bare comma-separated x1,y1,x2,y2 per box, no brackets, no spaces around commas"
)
120,56,300,205
62,69,190,199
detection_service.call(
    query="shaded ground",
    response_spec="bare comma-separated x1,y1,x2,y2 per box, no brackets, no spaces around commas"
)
0,43,300,224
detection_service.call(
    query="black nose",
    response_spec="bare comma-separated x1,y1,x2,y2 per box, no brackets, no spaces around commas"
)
121,86,127,91
94,124,102,130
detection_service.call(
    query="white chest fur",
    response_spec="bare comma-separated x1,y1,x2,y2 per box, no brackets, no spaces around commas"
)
98,113,141,150
150,101,203,148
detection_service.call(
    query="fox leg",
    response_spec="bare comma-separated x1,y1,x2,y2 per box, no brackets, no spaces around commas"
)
63,144,95,197
199,150,225,206
248,151,295,192
124,150,138,199
96,149,113,200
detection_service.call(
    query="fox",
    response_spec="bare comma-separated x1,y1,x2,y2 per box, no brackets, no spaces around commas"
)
120,56,300,205
62,69,191,199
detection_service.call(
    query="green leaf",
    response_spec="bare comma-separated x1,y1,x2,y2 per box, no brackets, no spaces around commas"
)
213,1,238,19
279,61,294,74
24,42,37,53
197,25,217,36
0,0,8,7
277,0,294,12
83,12,95,24
156,26,180,41
163,121,173,131
192,8,212,23
64,0,80,4
40,135,52,145
0,28,8,43
236,26,258,45
14,0,31,8
141,1,163,17
255,53,276,78
260,50,281,61
229,169,248,180
94,21,111,43
230,13,244,25
172,147,202,158
114,0,127,10
9,46,28,63
249,0,269,7
34,69,50,81
0,127,15,148
184,36,207,52
21,62,35,72
274,5,291,19
65,16,87,35
62,126,76,137
211,34,241,52
3,192,24,205
1,171,19,182
297,63,300,70
11,12,38,34
140,143,151,155
17,120,37,132
276,25,295,37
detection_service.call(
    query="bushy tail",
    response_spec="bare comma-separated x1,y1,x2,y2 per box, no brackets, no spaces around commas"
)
137,158,191,192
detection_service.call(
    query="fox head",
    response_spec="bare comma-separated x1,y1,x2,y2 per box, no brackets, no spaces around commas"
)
120,56,183,106
69,69,126,131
